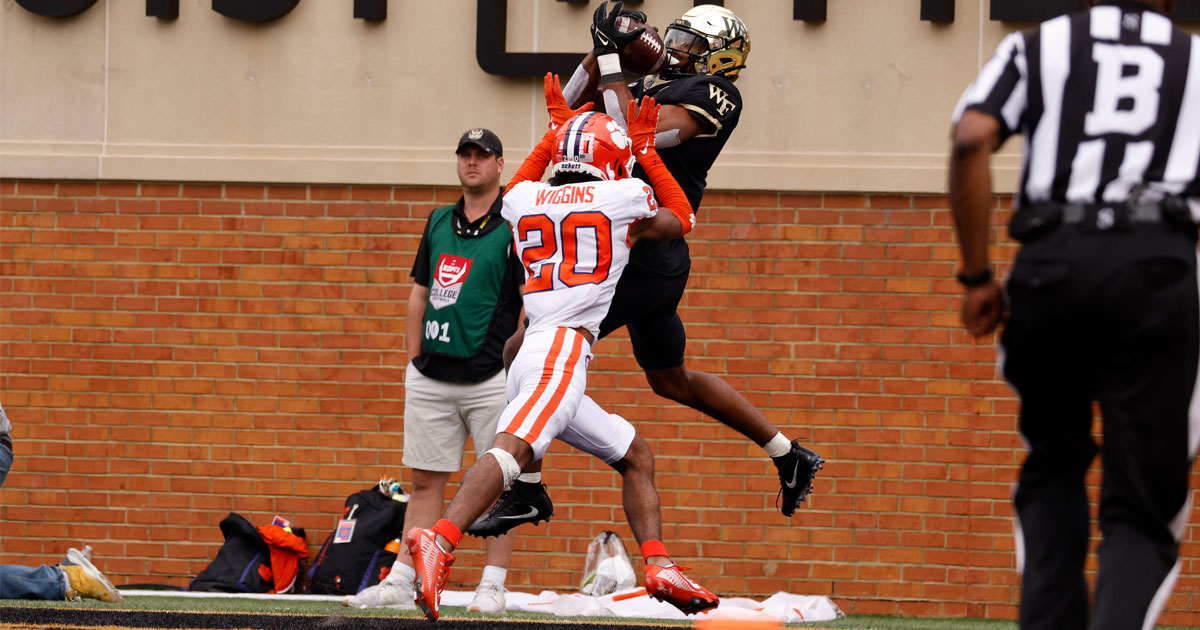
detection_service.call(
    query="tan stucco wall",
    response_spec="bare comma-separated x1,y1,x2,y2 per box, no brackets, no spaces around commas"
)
1,0,1174,193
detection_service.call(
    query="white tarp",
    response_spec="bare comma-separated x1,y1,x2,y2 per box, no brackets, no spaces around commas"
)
441,588,843,623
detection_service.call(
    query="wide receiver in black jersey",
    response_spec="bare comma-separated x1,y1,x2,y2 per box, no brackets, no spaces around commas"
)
469,3,824,539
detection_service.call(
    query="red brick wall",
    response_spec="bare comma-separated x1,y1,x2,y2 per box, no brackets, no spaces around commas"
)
1,179,1197,625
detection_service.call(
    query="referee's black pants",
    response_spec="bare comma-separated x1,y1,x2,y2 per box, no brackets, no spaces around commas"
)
1000,222,1199,630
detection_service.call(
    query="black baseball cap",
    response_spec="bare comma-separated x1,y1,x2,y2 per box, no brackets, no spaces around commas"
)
456,128,503,157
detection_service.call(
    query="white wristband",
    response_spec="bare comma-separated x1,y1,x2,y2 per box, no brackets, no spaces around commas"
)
596,53,622,78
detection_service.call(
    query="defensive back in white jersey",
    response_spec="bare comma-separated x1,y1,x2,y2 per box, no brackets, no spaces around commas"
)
503,178,659,338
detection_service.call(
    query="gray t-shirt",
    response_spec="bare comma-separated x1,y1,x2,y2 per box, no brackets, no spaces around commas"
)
0,402,10,436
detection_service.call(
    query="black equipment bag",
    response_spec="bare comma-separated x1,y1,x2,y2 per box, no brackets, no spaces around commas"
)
190,513,272,593
307,486,406,595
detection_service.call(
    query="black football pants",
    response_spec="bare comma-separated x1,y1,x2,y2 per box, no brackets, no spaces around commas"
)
1000,223,1199,630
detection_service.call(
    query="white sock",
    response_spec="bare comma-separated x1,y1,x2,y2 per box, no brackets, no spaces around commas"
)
516,472,541,484
764,432,792,458
480,565,508,587
386,562,416,587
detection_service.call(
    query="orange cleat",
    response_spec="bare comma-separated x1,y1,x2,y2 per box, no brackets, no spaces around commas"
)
644,564,719,615
405,527,455,621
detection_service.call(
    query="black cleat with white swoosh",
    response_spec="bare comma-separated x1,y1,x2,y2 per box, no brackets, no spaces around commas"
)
773,440,824,517
467,480,554,538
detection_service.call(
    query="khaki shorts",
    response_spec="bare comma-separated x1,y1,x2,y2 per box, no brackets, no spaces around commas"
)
402,363,508,472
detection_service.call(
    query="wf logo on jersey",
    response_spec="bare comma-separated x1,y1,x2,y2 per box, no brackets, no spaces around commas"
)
708,84,736,116
430,254,473,310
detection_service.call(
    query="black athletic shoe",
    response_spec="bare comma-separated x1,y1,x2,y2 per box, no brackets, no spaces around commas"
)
773,440,824,517
467,481,554,538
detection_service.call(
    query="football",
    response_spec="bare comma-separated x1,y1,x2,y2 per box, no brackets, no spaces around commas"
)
614,15,666,76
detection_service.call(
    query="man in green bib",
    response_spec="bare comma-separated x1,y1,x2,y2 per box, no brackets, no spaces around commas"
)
346,128,524,614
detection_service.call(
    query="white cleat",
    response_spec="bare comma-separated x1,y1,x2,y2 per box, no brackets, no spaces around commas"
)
342,580,416,610
467,581,506,614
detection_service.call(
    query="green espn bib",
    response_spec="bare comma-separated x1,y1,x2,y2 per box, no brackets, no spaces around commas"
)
421,206,512,358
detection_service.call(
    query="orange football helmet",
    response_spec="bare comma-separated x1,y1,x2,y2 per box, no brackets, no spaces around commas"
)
551,112,635,181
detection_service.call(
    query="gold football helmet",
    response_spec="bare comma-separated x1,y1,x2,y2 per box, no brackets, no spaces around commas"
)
661,5,751,82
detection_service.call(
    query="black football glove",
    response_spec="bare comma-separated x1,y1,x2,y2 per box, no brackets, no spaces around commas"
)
590,1,645,56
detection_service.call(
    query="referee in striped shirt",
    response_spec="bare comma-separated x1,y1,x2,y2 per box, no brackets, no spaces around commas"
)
949,1,1199,629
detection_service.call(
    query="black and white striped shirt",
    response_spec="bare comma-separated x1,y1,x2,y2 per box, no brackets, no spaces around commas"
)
953,1,1200,215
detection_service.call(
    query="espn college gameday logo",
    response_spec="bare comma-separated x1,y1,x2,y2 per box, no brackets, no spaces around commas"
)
429,254,472,310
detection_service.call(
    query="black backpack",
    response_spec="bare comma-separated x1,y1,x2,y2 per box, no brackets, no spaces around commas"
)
190,513,272,593
307,486,407,595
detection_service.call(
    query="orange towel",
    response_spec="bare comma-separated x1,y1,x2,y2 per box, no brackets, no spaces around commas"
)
257,525,310,594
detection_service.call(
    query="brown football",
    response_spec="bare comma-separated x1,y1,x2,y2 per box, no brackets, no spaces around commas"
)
615,15,666,76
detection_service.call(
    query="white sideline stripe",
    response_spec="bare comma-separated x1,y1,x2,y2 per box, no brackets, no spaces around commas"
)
120,590,345,601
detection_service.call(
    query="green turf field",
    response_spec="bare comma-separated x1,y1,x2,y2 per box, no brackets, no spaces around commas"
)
1,596,1194,630
0,595,1027,630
